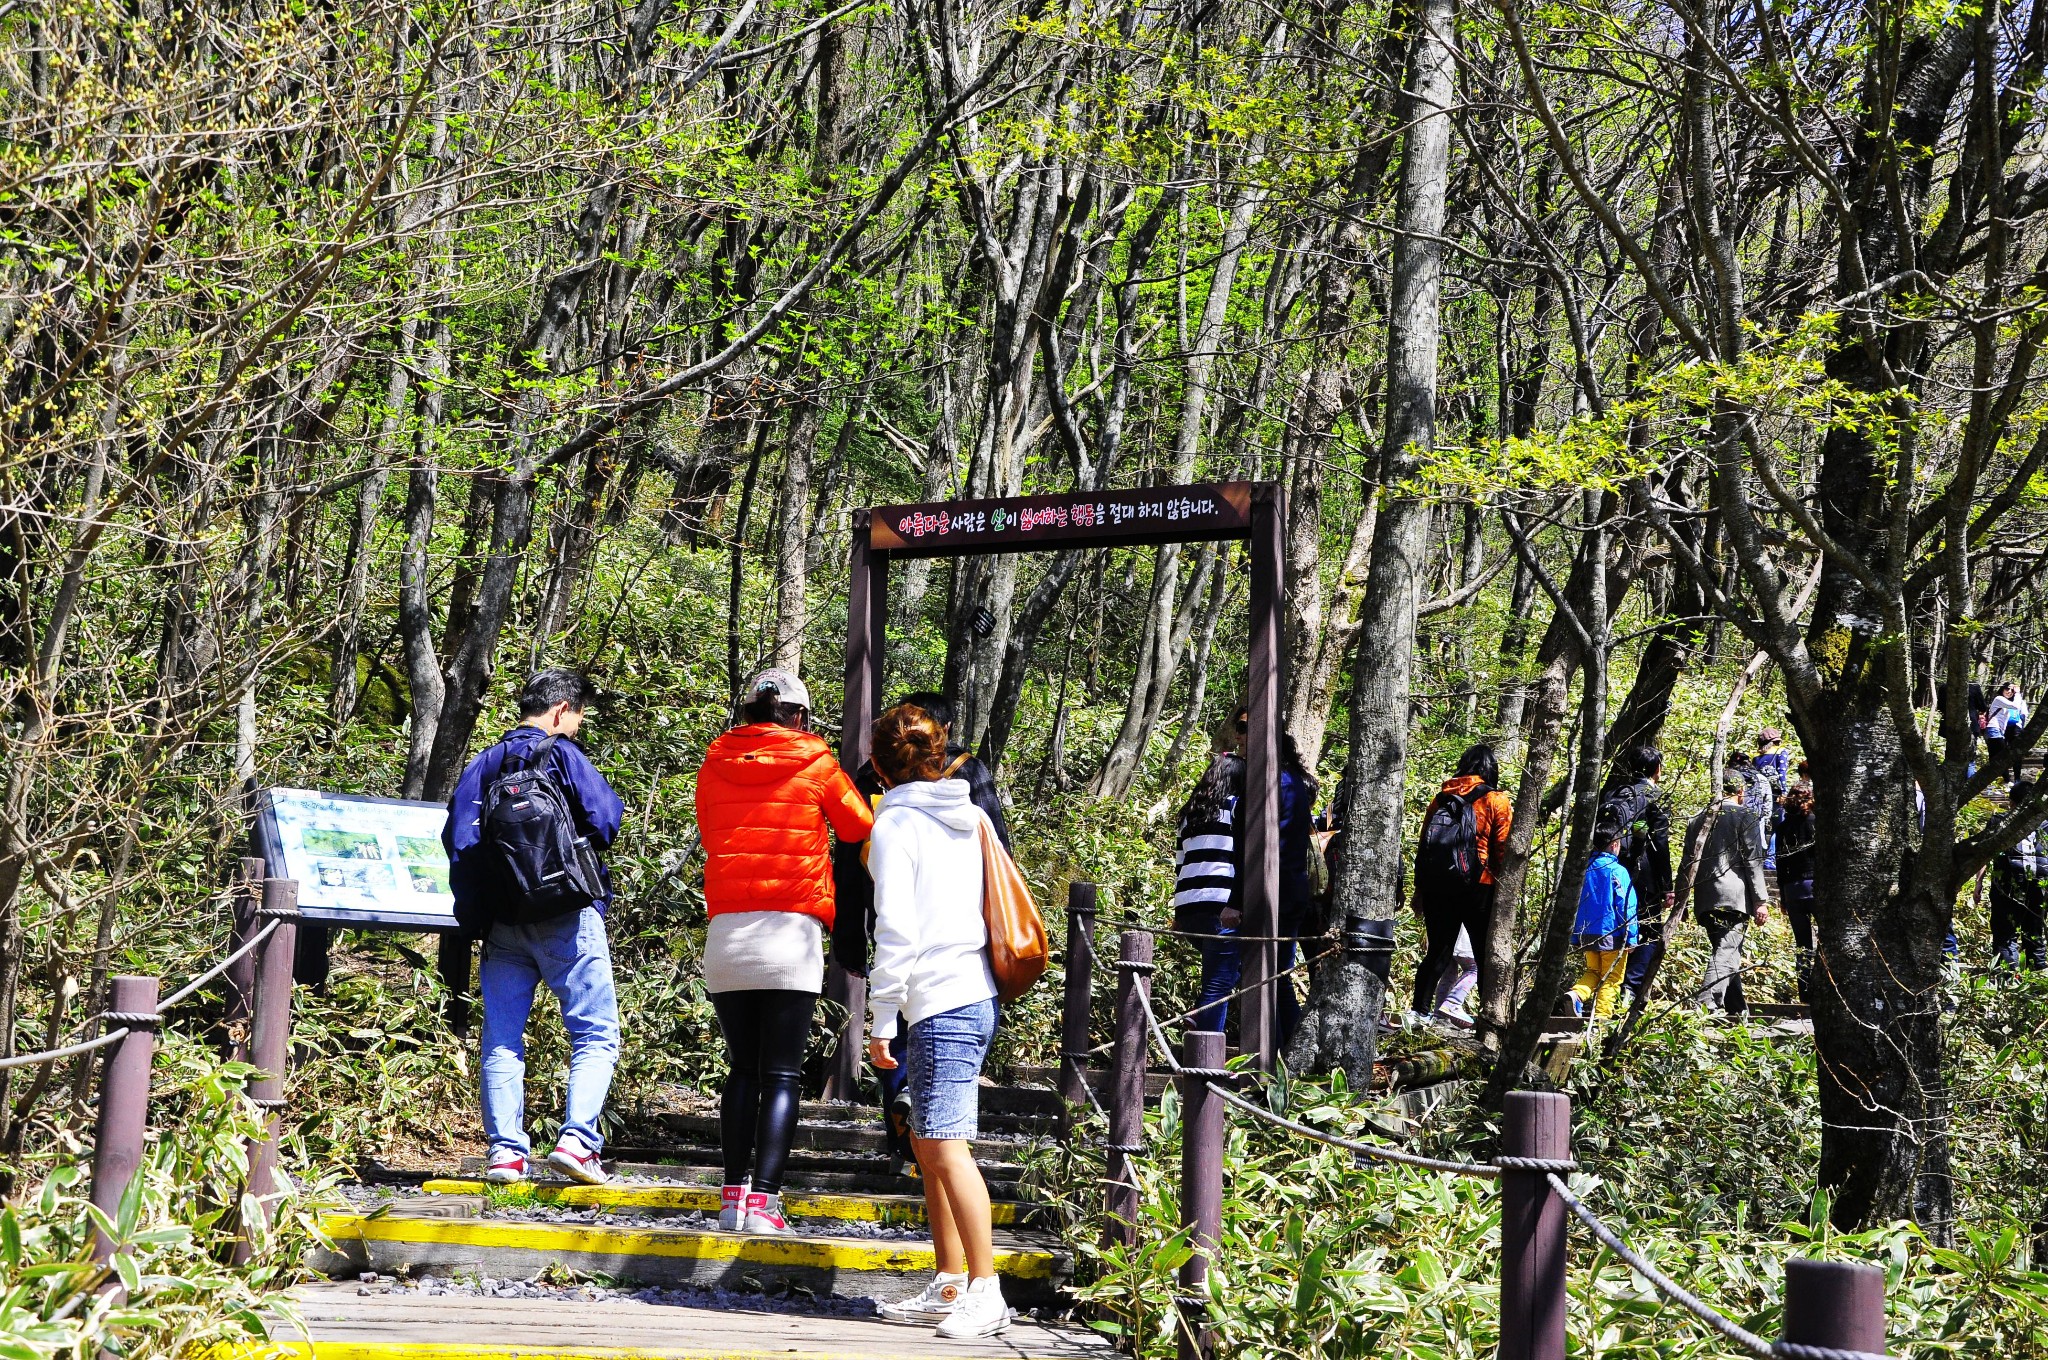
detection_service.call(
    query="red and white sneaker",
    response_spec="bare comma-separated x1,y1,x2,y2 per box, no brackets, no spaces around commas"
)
546,1139,609,1185
483,1150,528,1184
742,1190,788,1234
718,1183,749,1231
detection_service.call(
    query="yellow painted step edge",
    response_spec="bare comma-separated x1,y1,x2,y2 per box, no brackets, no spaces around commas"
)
234,1341,1082,1360
418,1179,1023,1227
318,1215,1054,1280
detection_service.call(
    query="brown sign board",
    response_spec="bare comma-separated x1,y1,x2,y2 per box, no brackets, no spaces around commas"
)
868,481,1256,557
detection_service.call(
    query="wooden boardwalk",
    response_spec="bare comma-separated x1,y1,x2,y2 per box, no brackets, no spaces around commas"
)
275,1283,1112,1360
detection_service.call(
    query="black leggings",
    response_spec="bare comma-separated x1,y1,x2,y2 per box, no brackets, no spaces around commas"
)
1412,877,1494,1015
711,989,816,1195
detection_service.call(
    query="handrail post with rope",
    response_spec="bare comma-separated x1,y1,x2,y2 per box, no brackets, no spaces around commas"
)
236,877,300,1263
1500,1091,1571,1360
1104,929,1154,1248
1782,1259,1887,1359
1176,1029,1226,1360
89,975,159,1265
1060,881,1099,1112
224,857,266,1061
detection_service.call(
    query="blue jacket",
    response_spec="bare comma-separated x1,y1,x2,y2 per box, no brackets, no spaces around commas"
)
1572,853,1638,951
444,726,625,927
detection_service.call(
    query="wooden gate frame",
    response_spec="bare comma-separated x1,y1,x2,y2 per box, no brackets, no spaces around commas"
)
822,480,1286,1099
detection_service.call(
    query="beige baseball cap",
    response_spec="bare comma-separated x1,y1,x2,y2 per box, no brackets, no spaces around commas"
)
744,667,811,710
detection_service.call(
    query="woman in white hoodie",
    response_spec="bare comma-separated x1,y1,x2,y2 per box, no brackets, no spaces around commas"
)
863,705,1010,1340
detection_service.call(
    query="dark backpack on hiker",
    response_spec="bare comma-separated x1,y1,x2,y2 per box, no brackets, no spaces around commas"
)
1416,784,1488,887
479,737,604,925
1596,780,1652,872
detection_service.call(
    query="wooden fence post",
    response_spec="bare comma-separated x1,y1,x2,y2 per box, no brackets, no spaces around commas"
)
1782,1259,1886,1357
90,976,160,1264
1500,1090,1570,1360
224,857,266,1061
1103,929,1153,1247
235,878,298,1264
1177,1030,1226,1360
1060,881,1099,1111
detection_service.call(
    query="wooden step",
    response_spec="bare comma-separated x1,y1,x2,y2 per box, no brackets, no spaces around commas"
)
1009,1066,1172,1100
312,1214,1070,1306
418,1179,1044,1228
652,1114,1043,1163
459,1151,1029,1195
793,1093,1062,1130
270,1281,1110,1359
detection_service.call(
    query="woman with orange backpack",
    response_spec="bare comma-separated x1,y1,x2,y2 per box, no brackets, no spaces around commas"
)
1410,744,1513,1026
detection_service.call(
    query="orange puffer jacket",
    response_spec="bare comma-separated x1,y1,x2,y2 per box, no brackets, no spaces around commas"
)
696,723,874,927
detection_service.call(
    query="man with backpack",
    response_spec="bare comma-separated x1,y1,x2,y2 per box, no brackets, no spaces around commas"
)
1410,745,1513,1025
1602,746,1673,1013
444,668,624,1185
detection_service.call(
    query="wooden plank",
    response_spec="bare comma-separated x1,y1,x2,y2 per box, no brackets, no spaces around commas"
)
276,1283,1110,1359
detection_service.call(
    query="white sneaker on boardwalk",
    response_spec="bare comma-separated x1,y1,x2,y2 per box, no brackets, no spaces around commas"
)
933,1276,1011,1339
546,1139,609,1185
878,1272,967,1324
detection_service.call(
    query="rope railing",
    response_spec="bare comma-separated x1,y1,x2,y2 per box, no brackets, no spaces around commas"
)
1061,899,1893,1360
0,896,285,1075
158,916,281,1012
23,868,306,1266
1078,941,1338,1060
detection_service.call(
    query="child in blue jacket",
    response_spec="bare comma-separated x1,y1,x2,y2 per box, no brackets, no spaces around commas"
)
1569,828,1640,1018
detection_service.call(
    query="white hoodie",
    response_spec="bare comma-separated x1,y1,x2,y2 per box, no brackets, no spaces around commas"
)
867,779,995,1040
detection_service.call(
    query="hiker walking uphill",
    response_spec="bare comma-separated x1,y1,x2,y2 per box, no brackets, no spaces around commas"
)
1777,771,1819,999
1678,770,1772,1014
1602,746,1673,1013
829,691,1009,1175
694,668,874,1235
1989,778,2048,972
1568,827,1639,1019
444,668,624,1187
1411,745,1513,1026
864,705,1013,1341
1172,751,1246,1034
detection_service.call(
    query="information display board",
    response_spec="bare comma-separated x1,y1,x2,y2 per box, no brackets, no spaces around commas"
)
254,788,458,930
868,481,1253,557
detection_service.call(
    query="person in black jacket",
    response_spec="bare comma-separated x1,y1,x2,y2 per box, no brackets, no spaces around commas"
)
1605,745,1674,1013
829,691,1008,1172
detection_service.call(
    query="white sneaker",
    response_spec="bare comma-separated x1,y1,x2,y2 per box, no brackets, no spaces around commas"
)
483,1150,528,1184
1434,1004,1474,1030
933,1276,1011,1339
718,1183,749,1232
878,1272,967,1324
546,1138,609,1185
742,1190,789,1234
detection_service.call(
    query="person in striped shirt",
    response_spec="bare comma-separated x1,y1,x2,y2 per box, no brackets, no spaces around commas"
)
1173,751,1246,1033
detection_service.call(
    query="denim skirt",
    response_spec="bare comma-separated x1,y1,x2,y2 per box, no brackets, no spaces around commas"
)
905,997,998,1140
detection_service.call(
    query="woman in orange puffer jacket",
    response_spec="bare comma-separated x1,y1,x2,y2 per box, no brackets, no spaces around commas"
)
694,668,873,1235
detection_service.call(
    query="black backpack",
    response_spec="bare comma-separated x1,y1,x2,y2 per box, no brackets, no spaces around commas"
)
1596,780,1652,871
1416,784,1488,886
479,736,604,925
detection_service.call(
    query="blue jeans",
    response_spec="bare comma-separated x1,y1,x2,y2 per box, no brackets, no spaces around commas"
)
480,907,620,1158
906,998,997,1140
1193,934,1299,1040
1193,936,1241,1033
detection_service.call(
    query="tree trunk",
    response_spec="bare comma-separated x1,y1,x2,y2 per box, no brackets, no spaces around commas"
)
1291,0,1454,1081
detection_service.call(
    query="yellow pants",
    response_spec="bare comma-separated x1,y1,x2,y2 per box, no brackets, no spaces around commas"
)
1570,948,1632,1018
